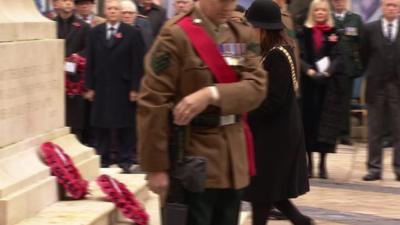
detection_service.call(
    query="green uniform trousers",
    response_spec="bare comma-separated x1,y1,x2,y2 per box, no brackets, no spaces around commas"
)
185,188,243,225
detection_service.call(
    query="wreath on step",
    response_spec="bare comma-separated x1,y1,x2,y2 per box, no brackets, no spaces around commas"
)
96,174,149,225
40,142,89,199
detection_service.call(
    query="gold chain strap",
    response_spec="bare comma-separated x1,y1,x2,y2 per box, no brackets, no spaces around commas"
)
261,46,299,93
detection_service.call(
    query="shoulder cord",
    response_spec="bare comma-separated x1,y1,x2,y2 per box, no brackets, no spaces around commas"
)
261,46,299,94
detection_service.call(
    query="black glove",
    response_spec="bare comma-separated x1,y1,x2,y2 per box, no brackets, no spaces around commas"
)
310,72,329,84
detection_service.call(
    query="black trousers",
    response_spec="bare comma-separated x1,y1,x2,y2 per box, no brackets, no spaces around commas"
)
340,78,354,138
183,188,242,225
94,127,136,167
367,81,400,176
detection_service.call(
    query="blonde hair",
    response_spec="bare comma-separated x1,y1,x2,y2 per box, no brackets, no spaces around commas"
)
304,0,335,28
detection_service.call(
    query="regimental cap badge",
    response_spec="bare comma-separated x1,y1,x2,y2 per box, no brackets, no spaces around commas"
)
193,18,202,24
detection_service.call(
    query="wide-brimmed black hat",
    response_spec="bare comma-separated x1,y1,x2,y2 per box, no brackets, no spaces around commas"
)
245,0,283,30
74,0,95,4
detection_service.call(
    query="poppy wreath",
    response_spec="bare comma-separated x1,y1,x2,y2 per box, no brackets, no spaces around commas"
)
65,53,86,96
40,142,89,199
96,174,149,225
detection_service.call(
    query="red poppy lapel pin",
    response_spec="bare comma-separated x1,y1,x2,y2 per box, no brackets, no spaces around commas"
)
114,32,123,39
328,34,338,42
72,22,81,28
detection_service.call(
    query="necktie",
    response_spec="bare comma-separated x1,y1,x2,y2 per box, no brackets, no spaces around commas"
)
388,23,393,42
108,27,116,40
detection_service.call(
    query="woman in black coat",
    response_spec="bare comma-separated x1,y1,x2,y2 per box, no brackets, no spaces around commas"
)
243,1,312,225
298,0,346,179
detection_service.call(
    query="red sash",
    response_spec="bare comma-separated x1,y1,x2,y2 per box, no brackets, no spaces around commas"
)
177,16,256,176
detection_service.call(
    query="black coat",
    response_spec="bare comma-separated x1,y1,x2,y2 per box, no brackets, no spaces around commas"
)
243,46,309,203
299,27,346,152
85,23,145,128
137,2,166,36
56,15,90,57
56,15,90,129
360,19,400,103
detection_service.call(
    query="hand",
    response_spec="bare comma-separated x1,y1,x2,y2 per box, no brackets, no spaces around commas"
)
129,91,138,102
310,72,329,84
307,69,317,77
146,172,169,205
84,89,95,101
173,87,213,125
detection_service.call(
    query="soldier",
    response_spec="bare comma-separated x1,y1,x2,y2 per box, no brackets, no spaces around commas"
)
331,0,363,146
174,0,194,15
75,0,106,27
137,0,267,224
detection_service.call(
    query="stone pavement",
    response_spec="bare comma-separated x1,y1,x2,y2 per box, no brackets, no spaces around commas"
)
242,144,400,225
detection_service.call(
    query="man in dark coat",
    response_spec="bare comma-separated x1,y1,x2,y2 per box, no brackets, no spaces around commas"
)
75,0,107,27
332,0,363,145
136,0,167,36
56,0,91,142
85,0,145,173
360,0,400,182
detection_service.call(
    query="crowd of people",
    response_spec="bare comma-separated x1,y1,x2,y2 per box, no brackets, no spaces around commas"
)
37,0,400,224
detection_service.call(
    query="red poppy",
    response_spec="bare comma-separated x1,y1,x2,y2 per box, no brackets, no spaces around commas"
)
72,21,81,28
328,34,339,42
114,32,123,39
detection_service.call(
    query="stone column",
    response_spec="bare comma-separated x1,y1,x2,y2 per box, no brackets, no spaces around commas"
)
0,1,99,224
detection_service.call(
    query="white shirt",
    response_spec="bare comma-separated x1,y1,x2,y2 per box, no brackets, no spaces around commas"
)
334,11,347,20
76,14,93,25
106,22,121,40
382,18,398,41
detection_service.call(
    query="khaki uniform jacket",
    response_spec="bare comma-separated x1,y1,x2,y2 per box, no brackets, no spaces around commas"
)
137,6,267,189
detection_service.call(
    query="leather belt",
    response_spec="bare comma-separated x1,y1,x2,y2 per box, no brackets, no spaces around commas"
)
191,114,240,128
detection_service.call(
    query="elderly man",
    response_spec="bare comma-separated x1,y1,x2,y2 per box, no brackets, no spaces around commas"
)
137,0,267,224
75,0,106,27
121,0,154,49
361,0,400,182
85,0,145,173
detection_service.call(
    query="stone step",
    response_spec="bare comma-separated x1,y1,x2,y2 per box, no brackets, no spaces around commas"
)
0,177,58,225
51,134,96,163
15,200,117,225
51,133,100,181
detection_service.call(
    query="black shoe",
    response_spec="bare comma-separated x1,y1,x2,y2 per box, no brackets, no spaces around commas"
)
340,137,353,146
120,164,132,174
362,173,381,181
382,140,393,148
304,217,316,225
319,164,328,179
269,208,287,220
101,163,109,168
319,170,328,179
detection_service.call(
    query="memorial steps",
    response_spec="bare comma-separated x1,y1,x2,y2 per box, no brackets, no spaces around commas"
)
0,129,160,225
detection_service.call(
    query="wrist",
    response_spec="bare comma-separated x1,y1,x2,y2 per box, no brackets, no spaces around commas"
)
207,86,220,105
